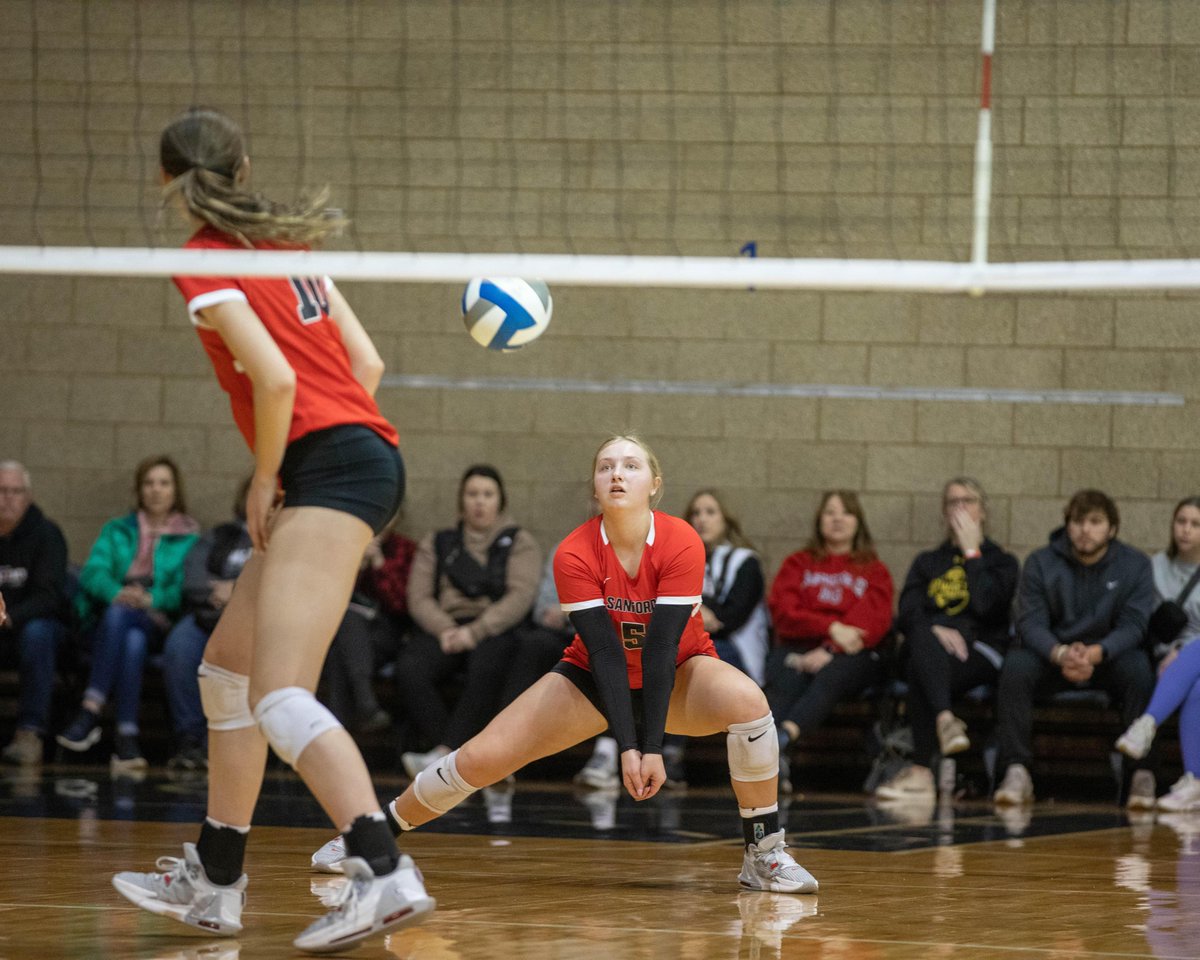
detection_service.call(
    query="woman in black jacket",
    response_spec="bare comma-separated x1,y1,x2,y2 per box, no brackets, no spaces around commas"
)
875,477,1018,800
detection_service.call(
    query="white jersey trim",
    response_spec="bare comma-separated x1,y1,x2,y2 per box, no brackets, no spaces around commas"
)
187,289,247,328
561,598,605,612
656,594,702,605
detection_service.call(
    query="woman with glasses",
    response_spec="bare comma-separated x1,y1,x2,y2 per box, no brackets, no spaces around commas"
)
874,477,1018,800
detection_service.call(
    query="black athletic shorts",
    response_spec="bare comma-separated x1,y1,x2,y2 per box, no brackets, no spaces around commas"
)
279,424,404,534
553,660,645,722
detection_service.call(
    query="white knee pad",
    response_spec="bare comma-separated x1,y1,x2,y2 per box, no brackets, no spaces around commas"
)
727,713,779,783
252,686,341,768
198,660,254,731
412,750,478,815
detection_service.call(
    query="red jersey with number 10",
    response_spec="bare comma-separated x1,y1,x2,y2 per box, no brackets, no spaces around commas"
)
554,512,716,689
172,226,398,451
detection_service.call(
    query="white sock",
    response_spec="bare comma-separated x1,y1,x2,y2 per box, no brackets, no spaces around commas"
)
206,816,250,834
738,803,779,819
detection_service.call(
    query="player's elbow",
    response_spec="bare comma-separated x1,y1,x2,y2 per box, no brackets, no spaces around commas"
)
257,367,296,400
359,355,385,381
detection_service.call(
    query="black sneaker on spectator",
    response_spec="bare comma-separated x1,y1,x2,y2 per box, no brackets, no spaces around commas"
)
111,734,148,776
1126,769,1156,810
662,742,687,790
167,739,207,775
56,708,102,752
356,708,392,733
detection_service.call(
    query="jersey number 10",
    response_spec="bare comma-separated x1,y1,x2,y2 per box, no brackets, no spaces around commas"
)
291,277,330,324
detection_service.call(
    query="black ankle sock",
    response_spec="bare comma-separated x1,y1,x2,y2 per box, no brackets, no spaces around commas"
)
741,808,780,847
345,813,400,877
196,821,248,886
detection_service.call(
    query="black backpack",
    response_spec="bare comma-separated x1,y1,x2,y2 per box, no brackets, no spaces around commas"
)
433,524,520,602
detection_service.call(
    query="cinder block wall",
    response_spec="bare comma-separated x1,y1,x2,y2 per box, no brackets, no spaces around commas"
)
2,0,1197,584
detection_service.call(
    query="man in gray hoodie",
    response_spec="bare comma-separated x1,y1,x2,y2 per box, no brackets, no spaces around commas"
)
993,489,1156,808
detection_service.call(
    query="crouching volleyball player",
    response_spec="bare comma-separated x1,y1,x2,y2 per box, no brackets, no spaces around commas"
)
312,434,818,894
109,108,434,953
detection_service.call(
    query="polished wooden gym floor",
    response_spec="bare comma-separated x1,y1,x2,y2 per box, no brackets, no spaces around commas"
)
0,765,1197,959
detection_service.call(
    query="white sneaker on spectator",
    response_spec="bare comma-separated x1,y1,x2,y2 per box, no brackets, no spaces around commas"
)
1158,772,1200,812
112,842,245,935
738,830,818,894
577,787,618,830
1116,714,1157,760
1127,769,1157,810
875,763,934,801
573,751,619,790
993,763,1034,805
311,834,347,874
1,729,43,766
483,775,515,824
292,854,434,953
936,714,969,756
401,747,446,781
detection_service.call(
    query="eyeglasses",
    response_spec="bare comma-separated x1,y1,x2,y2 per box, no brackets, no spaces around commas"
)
944,497,980,508
0,487,28,497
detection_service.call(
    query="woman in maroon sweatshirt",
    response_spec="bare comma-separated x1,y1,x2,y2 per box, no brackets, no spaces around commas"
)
766,490,894,792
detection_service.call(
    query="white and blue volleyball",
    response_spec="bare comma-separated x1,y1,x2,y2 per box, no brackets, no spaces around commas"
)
461,277,552,352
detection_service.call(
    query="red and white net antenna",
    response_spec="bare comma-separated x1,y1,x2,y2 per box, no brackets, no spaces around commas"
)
970,0,997,294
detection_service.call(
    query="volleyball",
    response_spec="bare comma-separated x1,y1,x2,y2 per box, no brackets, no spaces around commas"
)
461,277,552,352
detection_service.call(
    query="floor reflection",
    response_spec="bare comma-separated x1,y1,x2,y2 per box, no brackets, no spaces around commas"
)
0,764,1182,855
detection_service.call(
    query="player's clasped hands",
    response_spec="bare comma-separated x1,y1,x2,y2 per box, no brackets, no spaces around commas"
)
621,749,666,801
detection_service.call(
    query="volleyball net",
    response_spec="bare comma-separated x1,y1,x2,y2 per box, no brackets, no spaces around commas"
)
4,0,1200,294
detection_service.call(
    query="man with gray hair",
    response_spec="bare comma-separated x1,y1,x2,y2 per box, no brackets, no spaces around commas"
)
0,459,70,765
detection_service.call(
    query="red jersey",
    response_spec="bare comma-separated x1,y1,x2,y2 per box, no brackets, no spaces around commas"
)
554,512,716,688
172,226,399,451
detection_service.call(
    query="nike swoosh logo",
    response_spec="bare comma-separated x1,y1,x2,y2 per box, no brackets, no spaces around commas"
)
437,769,449,785
748,732,767,742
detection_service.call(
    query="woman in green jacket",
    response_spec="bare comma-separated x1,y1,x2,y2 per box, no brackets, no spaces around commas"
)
57,455,198,771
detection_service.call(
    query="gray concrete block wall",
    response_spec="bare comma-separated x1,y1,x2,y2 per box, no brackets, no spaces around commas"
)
1,0,1197,584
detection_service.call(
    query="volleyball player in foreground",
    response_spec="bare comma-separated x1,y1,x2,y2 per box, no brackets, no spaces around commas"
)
313,434,819,894
110,108,434,953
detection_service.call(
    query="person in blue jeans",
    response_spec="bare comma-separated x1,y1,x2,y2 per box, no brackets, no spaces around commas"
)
163,478,254,773
0,460,71,766
57,455,199,772
1116,496,1200,811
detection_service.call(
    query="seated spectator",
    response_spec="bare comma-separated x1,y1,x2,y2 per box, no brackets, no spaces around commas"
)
161,477,253,774
1116,496,1200,811
669,490,775,787
875,477,1018,800
0,461,70,766
994,489,1155,808
687,489,770,685
57,455,199,772
766,490,894,793
396,465,540,778
320,517,417,732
